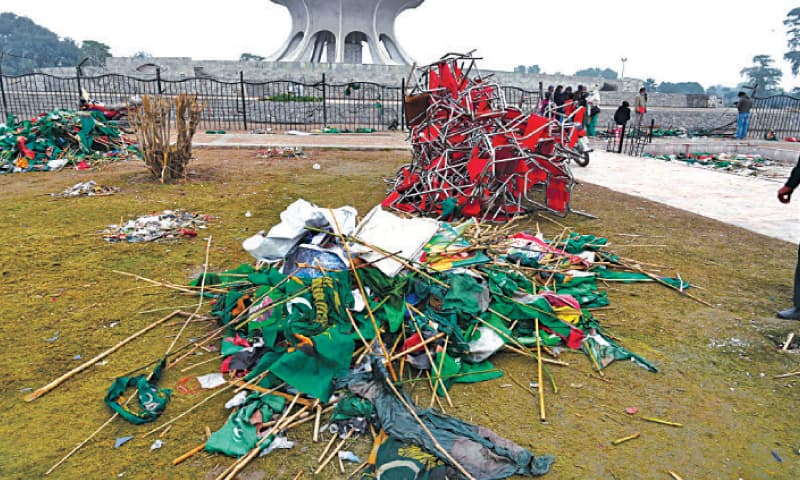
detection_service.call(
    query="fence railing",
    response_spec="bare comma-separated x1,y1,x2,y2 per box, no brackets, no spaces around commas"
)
0,71,542,133
750,93,800,140
605,119,654,156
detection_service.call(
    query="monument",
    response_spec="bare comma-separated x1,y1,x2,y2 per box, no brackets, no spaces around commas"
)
267,0,424,65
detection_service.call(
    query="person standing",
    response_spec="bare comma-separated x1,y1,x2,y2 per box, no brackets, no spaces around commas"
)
735,91,753,139
541,85,555,115
634,87,647,125
552,85,566,121
586,85,601,136
614,101,631,127
776,155,800,320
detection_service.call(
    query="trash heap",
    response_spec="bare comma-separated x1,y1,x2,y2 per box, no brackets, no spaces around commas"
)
0,109,137,174
102,210,211,243
383,54,579,222
51,180,119,198
643,152,779,177
142,199,691,478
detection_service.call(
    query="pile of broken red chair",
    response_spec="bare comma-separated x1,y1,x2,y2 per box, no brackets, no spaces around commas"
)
384,53,587,222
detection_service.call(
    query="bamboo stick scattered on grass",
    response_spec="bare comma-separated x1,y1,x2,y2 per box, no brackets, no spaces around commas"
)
26,310,182,402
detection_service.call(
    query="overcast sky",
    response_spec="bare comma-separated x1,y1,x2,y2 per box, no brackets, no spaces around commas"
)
3,0,799,89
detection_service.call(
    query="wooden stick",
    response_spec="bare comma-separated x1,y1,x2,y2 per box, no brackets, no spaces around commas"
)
313,403,322,443
782,332,795,352
611,432,640,445
293,470,304,480
180,356,220,373
507,373,538,400
173,442,206,465
534,317,546,422
314,430,353,475
26,310,181,402
773,370,800,379
45,412,120,475
641,417,683,427
228,380,314,407
668,470,685,480
435,336,454,408
164,236,212,356
382,374,476,480
317,433,338,463
407,308,452,406
144,382,236,436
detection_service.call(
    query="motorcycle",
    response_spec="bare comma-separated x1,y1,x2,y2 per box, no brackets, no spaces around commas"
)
573,136,591,167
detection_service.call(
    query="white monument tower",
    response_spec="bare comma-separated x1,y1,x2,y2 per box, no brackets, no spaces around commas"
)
267,0,424,65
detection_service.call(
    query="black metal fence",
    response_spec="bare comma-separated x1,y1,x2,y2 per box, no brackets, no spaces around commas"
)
0,70,542,132
749,93,800,140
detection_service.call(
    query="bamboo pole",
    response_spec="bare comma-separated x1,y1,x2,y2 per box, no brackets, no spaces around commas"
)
144,382,236,437
314,430,353,475
173,442,206,465
611,432,640,445
164,236,212,356
45,411,120,475
534,317,546,422
389,332,445,361
25,310,181,402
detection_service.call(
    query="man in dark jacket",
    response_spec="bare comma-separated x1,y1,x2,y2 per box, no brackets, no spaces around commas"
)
614,101,631,126
776,155,800,319
735,91,753,139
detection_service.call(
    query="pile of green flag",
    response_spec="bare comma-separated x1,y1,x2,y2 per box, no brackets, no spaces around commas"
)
0,109,137,174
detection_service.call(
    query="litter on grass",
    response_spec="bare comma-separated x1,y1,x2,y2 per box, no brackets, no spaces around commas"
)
51,181,119,198
0,109,137,174
42,197,701,479
103,210,212,243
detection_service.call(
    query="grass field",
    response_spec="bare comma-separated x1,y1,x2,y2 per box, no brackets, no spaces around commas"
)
1,148,799,479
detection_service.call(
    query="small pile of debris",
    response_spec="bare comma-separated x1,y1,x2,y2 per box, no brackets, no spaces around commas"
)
642,152,782,177
256,146,305,159
51,181,119,198
102,210,211,243
0,109,137,174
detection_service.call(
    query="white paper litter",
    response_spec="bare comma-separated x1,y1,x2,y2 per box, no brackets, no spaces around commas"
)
225,391,248,409
197,373,226,389
351,206,439,277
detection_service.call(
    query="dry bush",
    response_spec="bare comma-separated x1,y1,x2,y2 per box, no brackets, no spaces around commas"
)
129,94,204,182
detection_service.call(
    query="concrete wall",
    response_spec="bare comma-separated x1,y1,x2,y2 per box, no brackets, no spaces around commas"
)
593,108,737,132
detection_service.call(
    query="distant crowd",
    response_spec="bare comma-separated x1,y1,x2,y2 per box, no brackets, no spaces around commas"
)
539,84,651,136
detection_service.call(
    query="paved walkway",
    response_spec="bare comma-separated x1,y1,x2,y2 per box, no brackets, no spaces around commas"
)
573,150,800,244
193,131,409,150
190,132,800,244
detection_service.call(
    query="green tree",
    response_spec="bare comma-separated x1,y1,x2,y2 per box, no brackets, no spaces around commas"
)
0,12,80,75
527,65,541,74
574,67,618,80
643,78,657,90
133,51,152,59
81,40,111,66
740,54,783,96
513,65,526,74
784,7,800,75
240,52,265,61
